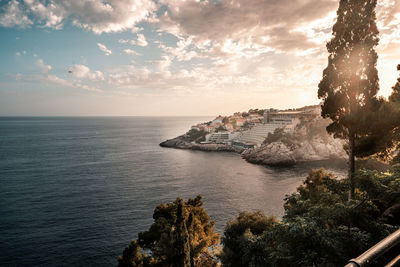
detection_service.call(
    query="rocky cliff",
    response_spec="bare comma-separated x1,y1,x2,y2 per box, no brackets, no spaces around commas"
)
160,111,348,167
242,137,346,166
241,117,347,166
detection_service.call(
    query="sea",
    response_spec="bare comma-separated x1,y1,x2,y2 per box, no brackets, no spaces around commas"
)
0,117,346,266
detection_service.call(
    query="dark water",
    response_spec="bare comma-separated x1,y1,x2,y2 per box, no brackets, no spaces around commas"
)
0,117,346,266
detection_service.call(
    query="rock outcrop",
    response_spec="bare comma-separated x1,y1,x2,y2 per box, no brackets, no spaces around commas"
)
160,137,243,153
241,137,346,167
160,111,348,167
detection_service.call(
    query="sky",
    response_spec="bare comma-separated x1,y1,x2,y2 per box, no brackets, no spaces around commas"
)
0,0,399,116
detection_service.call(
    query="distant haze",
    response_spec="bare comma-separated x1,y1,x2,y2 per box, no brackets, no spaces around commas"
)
0,0,399,116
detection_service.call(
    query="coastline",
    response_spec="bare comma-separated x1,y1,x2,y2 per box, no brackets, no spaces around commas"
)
159,137,244,153
159,136,346,167
160,137,390,171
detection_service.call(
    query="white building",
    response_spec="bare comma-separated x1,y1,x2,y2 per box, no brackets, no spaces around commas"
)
206,132,240,143
236,124,281,145
210,116,224,126
263,110,302,125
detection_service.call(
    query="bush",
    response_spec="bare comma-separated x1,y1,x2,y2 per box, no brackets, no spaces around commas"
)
118,196,220,267
220,169,400,266
181,129,207,143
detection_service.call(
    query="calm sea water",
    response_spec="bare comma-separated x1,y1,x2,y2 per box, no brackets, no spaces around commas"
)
0,117,346,266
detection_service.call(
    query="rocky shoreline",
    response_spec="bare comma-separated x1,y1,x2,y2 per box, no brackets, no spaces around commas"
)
160,135,347,167
241,137,347,167
159,137,244,153
160,112,351,167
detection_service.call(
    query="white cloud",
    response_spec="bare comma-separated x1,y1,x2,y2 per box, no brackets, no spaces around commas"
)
6,0,400,110
69,64,104,81
130,33,148,46
37,59,52,74
66,0,156,34
123,49,141,56
24,0,64,29
16,50,27,56
157,0,339,54
0,0,33,28
40,74,102,92
1,0,156,34
97,43,112,56
14,58,102,92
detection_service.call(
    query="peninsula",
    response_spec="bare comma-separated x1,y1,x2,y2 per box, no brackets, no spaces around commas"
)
160,105,347,166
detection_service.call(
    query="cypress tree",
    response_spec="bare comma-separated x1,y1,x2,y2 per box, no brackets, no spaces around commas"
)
389,65,400,103
318,0,380,199
173,198,191,267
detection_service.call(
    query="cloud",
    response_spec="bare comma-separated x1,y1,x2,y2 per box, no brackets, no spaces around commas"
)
129,33,148,46
123,49,141,56
69,64,104,81
14,58,102,92
120,34,148,48
0,0,156,34
65,0,156,34
0,0,33,28
5,0,400,109
37,59,52,74
24,0,65,29
15,71,102,92
157,0,338,53
14,50,27,57
97,43,112,56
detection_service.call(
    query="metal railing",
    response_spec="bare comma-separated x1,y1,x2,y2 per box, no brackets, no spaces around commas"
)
345,229,400,267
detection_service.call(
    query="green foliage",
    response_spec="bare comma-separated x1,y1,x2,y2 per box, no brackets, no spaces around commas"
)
263,118,331,149
220,212,278,267
181,129,207,143
220,169,400,266
215,125,227,132
173,199,191,267
389,64,400,103
118,240,150,267
240,121,251,130
263,128,285,144
263,128,298,149
318,0,380,143
317,0,389,198
118,196,220,267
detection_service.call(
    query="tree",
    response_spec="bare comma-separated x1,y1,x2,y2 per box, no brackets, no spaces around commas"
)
215,125,226,132
118,240,149,267
172,199,191,267
389,65,400,103
220,211,278,267
220,169,400,266
117,196,220,267
318,0,380,199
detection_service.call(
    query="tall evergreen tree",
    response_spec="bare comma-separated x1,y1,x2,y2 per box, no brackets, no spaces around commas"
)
318,0,380,199
173,198,191,267
389,65,400,103
118,196,220,266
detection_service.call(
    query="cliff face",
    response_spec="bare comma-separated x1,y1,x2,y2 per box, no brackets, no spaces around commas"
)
242,137,346,166
241,117,347,166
